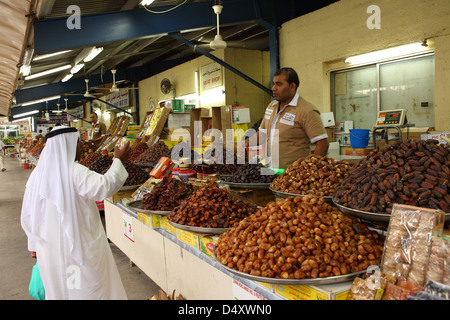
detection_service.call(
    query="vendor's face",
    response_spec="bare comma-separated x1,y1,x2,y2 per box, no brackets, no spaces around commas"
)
90,113,98,124
272,74,295,103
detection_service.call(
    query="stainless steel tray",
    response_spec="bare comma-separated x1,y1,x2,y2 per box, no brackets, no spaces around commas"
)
127,200,172,216
119,184,140,191
332,197,450,224
168,220,230,235
333,200,390,225
212,248,366,285
224,181,272,189
270,188,333,204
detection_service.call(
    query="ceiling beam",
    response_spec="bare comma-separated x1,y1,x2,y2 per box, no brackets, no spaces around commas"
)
33,0,266,54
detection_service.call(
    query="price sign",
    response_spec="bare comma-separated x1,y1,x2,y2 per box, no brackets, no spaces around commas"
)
122,212,135,242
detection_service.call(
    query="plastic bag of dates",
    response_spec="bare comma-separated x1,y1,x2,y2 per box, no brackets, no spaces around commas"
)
334,139,450,214
168,181,258,228
214,195,384,280
270,155,352,196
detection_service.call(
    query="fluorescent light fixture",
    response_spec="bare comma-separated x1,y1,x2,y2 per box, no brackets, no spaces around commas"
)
21,95,61,107
345,42,429,65
33,50,72,61
141,0,155,5
24,64,71,80
83,47,103,62
13,110,39,118
71,63,84,74
19,64,31,76
62,73,73,82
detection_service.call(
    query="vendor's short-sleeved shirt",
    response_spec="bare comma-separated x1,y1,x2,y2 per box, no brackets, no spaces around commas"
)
259,93,328,169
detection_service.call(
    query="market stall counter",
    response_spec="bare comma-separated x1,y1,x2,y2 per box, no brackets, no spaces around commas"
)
104,199,281,300
104,198,360,300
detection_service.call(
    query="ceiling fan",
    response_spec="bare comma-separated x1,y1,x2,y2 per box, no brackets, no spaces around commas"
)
210,3,227,50
109,69,139,93
63,78,104,98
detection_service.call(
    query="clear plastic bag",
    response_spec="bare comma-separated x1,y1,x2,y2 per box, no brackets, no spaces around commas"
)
380,204,445,286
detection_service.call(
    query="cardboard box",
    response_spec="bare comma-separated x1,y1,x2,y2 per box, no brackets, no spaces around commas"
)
184,104,195,112
342,147,372,156
320,112,335,127
374,127,429,149
232,106,251,124
212,105,233,143
165,99,185,113
276,282,352,300
335,132,351,146
325,127,335,142
190,108,210,145
109,189,136,203
335,121,353,133
150,157,174,178
327,141,340,159
421,131,450,144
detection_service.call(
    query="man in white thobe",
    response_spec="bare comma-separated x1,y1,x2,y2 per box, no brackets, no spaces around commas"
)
21,126,130,300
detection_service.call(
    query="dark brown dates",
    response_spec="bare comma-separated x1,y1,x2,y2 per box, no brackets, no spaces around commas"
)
334,139,450,214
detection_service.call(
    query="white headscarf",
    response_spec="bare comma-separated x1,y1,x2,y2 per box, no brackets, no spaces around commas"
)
22,126,85,264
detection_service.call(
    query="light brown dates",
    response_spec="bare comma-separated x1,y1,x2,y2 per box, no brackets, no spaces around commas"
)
214,195,384,280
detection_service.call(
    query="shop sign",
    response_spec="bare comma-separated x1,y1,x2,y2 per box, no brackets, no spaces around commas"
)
36,114,69,125
201,62,223,91
67,106,84,122
105,89,130,110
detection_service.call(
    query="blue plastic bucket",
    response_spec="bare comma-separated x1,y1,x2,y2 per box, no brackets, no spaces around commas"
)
349,129,370,148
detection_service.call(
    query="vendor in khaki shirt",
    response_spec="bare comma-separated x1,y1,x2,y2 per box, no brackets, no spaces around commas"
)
88,112,107,148
259,68,329,169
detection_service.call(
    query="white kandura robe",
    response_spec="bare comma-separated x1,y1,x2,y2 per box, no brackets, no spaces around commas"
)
22,158,129,300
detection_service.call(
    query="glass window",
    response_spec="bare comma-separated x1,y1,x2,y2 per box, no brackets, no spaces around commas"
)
331,54,435,128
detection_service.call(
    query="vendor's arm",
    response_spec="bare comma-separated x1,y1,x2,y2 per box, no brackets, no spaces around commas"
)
312,138,329,156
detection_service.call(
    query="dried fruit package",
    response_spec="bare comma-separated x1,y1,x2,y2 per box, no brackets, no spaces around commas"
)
381,204,445,286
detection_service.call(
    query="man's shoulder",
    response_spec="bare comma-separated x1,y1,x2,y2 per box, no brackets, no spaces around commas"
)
296,96,320,113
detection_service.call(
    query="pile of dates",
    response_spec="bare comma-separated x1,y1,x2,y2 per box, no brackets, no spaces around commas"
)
271,155,352,196
79,151,102,167
121,160,150,186
133,141,169,165
214,195,384,279
88,154,113,174
169,181,258,228
334,139,450,214
222,163,276,184
128,142,149,162
88,155,149,186
142,176,193,211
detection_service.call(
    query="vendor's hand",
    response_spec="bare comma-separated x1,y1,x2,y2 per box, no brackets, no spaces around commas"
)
31,251,37,259
114,138,130,163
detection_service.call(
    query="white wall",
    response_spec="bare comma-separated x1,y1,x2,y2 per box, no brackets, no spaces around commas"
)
279,0,450,131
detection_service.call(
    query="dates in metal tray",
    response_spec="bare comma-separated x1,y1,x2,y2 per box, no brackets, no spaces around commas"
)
334,139,450,214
